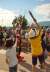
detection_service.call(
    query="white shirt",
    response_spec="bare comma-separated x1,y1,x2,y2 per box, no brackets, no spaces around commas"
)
28,29,36,38
25,32,29,39
6,42,18,67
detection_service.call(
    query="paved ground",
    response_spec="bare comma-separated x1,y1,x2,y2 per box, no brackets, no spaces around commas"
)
0,49,50,72
0,49,32,72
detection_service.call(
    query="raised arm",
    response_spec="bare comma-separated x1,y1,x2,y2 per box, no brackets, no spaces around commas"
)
29,10,42,35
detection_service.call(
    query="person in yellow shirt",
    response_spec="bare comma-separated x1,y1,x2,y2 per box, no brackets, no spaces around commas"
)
28,25,45,71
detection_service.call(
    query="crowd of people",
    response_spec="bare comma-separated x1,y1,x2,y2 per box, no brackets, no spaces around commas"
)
0,24,50,72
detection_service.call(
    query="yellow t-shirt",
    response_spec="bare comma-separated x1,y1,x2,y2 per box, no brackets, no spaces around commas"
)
29,29,43,56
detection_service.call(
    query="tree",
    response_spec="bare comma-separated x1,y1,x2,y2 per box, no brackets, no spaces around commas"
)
12,17,17,28
22,16,28,29
12,15,28,29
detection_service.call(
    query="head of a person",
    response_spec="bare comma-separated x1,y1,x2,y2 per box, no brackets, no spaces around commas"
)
6,38,15,48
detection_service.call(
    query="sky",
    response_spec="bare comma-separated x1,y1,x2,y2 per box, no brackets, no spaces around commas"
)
0,0,50,26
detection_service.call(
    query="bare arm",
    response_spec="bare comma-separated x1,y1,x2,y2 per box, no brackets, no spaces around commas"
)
29,10,42,35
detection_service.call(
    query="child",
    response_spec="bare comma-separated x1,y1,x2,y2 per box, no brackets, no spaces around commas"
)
6,38,18,72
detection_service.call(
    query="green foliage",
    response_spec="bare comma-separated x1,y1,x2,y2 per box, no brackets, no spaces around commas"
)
22,16,28,29
12,17,17,24
12,15,28,29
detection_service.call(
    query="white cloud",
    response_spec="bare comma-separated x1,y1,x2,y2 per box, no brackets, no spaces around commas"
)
0,8,19,27
34,4,50,21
